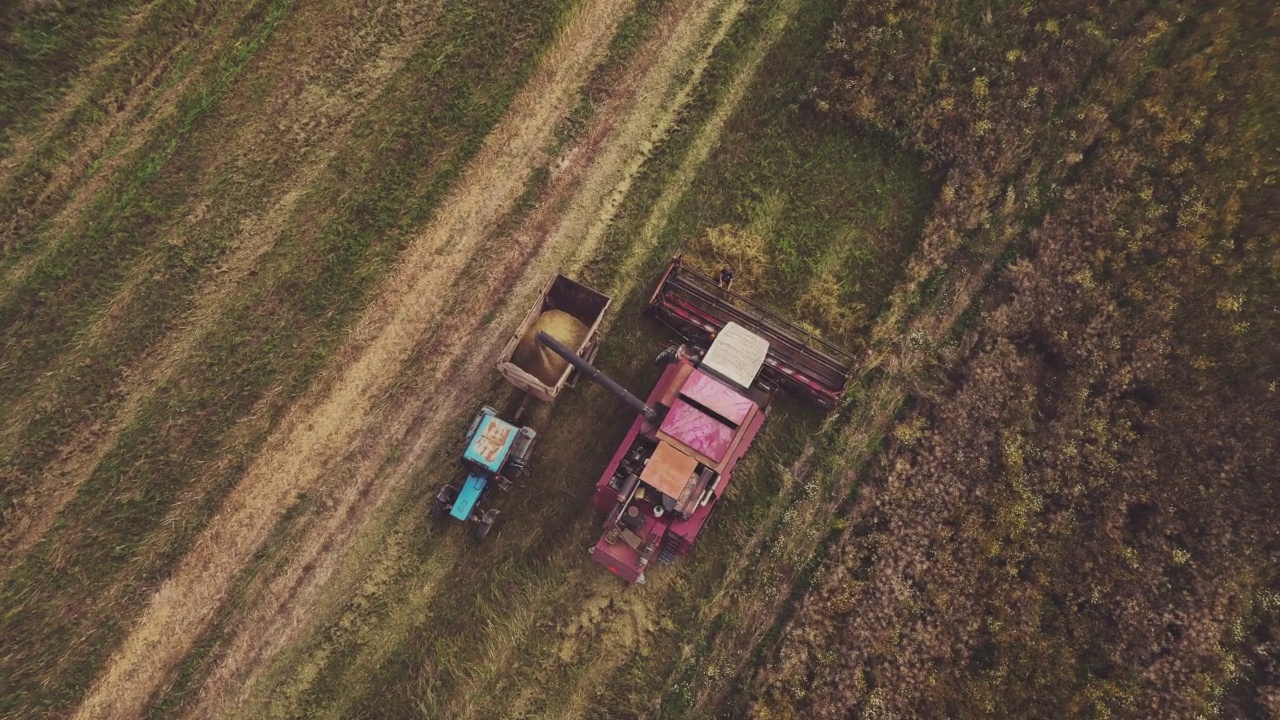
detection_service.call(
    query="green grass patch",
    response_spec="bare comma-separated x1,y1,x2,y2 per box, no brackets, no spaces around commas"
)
0,0,292,412
0,1,575,716
0,0,232,234
0,0,144,154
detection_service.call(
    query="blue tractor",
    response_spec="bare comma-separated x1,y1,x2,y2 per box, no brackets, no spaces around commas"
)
433,405,537,539
431,274,610,539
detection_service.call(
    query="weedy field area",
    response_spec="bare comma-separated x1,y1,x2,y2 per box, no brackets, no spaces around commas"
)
0,0,1274,718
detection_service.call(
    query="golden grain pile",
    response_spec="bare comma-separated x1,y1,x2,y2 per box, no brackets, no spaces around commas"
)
511,309,589,385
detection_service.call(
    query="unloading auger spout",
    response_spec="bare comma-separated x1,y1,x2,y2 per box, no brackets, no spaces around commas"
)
535,331,659,422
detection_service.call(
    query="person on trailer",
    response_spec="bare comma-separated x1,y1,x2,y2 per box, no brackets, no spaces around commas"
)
717,267,734,291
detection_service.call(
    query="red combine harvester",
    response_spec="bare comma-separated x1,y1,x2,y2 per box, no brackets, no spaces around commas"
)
538,254,855,583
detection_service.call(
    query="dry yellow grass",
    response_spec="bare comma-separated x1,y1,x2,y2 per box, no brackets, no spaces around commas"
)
797,263,866,338
70,1,640,717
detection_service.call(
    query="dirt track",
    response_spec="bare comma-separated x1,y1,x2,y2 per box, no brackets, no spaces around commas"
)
61,0,767,716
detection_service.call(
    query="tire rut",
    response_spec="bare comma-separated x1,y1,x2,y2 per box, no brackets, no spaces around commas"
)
70,1,634,717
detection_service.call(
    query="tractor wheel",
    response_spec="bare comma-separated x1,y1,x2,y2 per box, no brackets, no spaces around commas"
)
432,486,456,520
474,509,499,540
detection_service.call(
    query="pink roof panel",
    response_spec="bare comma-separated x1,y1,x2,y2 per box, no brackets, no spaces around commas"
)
680,369,754,425
660,398,735,462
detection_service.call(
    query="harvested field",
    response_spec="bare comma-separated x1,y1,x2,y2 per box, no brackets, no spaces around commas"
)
0,0,1273,717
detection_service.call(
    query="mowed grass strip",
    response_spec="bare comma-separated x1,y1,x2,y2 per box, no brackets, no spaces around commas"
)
0,1,575,716
0,0,143,154
0,0,290,490
578,0,769,290
0,0,250,274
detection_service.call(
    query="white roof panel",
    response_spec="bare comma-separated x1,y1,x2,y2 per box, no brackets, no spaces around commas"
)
701,321,769,389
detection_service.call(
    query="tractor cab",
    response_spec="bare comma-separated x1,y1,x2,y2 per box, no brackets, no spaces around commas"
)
433,406,536,539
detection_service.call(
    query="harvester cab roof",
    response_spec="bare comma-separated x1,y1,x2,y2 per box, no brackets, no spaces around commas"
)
698,321,770,390
462,409,520,478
